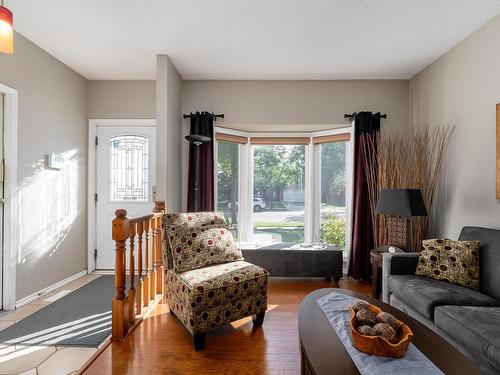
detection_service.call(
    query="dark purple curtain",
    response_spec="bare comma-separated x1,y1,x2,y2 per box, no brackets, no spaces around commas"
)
187,112,214,212
348,112,380,281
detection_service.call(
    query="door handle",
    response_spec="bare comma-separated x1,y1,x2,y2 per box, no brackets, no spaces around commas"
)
0,198,4,205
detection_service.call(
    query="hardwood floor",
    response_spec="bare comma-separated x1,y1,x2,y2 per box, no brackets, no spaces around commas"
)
83,277,370,375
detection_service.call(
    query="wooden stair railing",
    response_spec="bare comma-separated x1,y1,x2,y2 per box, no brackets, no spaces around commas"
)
111,201,165,341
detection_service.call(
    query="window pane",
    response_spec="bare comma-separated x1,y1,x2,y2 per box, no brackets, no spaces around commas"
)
217,141,239,240
109,135,149,202
319,141,347,248
253,145,305,243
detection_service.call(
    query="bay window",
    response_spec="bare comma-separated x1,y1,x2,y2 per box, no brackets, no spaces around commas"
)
214,128,352,251
253,143,306,243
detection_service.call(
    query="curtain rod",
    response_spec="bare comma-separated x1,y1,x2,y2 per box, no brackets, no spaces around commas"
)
344,112,387,120
183,112,224,120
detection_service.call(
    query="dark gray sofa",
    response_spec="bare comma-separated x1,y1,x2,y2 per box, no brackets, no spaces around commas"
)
382,226,500,374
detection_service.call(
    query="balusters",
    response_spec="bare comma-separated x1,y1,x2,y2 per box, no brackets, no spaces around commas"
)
128,222,136,325
150,217,157,302
156,215,164,295
136,221,144,315
111,202,165,342
144,219,150,306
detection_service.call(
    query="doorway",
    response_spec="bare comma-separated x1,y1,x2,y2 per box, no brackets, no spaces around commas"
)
0,93,4,309
0,83,18,311
94,124,156,270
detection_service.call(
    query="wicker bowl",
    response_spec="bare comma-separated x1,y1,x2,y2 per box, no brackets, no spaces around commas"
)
349,303,413,358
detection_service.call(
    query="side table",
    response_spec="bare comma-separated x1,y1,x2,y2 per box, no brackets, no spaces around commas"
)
370,246,404,299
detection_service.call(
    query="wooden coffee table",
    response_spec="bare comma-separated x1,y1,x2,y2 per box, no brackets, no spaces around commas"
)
298,288,481,375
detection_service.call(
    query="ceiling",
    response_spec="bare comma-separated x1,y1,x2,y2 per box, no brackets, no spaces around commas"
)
8,0,500,80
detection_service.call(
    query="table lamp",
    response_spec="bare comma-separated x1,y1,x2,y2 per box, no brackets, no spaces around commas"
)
375,189,427,251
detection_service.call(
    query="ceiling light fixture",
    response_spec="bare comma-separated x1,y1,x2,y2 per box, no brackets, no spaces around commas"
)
0,0,13,54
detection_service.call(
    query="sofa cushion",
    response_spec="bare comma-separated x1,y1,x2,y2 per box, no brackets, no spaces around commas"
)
459,226,500,300
435,306,500,371
167,221,243,273
416,239,480,290
387,274,500,319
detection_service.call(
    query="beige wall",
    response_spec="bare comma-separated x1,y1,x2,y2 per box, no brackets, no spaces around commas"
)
409,14,500,238
181,79,409,209
156,56,183,211
0,32,88,300
183,80,409,131
87,80,155,119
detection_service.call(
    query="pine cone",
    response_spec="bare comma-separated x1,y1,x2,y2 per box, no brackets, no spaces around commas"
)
356,309,377,326
373,322,397,343
357,325,375,336
352,301,370,312
376,312,401,331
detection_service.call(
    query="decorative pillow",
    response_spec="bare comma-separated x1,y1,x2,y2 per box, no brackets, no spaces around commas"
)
162,212,228,270
164,212,228,228
167,223,243,273
415,239,480,290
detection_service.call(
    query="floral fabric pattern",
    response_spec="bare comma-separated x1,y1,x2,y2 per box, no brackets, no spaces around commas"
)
166,222,243,273
162,212,228,270
416,238,480,290
166,260,268,335
163,212,228,227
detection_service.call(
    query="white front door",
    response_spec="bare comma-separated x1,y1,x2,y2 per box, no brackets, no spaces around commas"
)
0,94,4,308
95,126,156,270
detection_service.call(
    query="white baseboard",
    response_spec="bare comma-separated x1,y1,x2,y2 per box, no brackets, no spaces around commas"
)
92,270,114,275
15,269,88,309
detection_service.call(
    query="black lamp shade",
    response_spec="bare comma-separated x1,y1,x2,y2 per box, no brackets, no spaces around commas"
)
375,189,427,217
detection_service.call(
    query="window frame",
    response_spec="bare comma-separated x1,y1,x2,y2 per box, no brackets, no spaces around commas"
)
214,126,353,253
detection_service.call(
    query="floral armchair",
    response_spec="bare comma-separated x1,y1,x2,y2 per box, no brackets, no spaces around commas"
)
163,212,268,350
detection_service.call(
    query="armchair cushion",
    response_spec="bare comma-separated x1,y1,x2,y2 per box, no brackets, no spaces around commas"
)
164,212,228,227
162,212,232,271
167,223,243,272
166,261,268,334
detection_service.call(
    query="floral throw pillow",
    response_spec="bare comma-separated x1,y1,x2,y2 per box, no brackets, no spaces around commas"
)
162,212,228,270
166,223,243,273
163,212,228,228
416,238,480,290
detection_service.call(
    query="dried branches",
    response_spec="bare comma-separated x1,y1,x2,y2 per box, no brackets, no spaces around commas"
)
362,125,454,251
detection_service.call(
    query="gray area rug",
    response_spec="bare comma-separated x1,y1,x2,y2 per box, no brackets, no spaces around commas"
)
0,275,114,347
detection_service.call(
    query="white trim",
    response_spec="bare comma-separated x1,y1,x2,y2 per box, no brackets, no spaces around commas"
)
304,140,314,243
87,119,156,273
215,124,351,133
92,270,115,275
213,125,354,247
15,269,88,308
0,83,18,311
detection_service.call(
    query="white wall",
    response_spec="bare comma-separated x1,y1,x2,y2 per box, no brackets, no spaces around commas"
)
0,32,88,300
156,56,183,211
409,13,500,238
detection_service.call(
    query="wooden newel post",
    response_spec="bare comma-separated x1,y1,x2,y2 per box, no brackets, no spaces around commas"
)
112,209,129,341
